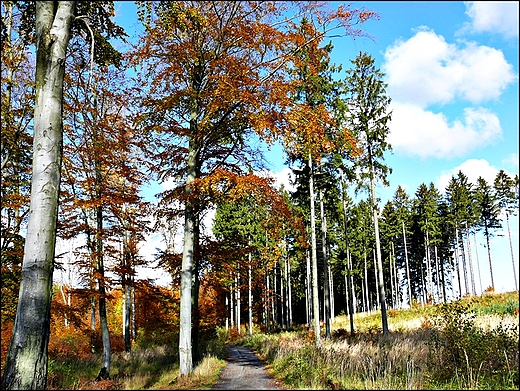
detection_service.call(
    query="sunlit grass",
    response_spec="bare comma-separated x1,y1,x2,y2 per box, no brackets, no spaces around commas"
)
232,291,519,390
47,291,518,390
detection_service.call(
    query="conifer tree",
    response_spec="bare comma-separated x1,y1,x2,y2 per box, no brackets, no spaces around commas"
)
344,52,392,335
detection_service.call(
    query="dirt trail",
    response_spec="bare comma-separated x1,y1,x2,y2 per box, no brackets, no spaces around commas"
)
211,344,282,390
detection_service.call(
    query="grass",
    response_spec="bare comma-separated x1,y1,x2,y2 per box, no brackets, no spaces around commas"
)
46,291,518,390
231,291,519,390
47,337,228,390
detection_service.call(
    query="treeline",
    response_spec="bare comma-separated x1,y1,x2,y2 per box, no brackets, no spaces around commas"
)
213,167,519,336
1,2,518,390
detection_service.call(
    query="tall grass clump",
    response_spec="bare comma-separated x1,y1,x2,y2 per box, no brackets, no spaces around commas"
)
428,300,519,389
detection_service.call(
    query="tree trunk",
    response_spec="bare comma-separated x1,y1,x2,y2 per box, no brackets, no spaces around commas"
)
389,243,395,308
305,251,312,327
122,223,132,353
434,246,441,303
123,283,131,352
319,189,331,338
403,221,412,307
131,284,136,340
453,243,462,299
425,227,433,303
373,249,379,309
472,232,483,294
364,251,369,314
248,253,253,335
179,133,199,375
484,224,495,290
368,150,388,334
287,254,292,328
505,212,518,291
457,227,469,296
340,173,355,333
96,205,111,379
191,214,201,365
236,265,241,333
1,3,75,389
465,222,476,296
308,153,321,346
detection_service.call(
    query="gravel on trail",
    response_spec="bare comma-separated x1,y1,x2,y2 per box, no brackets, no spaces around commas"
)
211,344,282,390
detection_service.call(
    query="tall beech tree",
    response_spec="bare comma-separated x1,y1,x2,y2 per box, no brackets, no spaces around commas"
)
1,2,125,388
1,4,76,389
59,48,149,374
344,52,392,335
133,1,376,373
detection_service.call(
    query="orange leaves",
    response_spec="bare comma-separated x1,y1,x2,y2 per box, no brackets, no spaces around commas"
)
188,169,287,216
284,102,337,163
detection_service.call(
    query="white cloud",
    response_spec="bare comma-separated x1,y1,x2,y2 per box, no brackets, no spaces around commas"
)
463,1,519,39
256,167,295,193
388,102,502,158
383,28,516,107
436,158,503,192
272,167,295,193
502,153,519,170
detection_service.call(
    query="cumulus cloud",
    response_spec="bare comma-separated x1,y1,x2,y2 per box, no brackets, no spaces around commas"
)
382,27,515,159
388,102,502,159
383,28,516,107
436,158,505,192
502,153,519,170
271,167,295,193
463,1,519,39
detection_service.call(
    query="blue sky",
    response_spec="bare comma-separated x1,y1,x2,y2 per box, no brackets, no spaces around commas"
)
113,2,518,294
268,1,519,295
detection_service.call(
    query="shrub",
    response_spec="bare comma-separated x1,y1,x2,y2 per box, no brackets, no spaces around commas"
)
428,300,519,388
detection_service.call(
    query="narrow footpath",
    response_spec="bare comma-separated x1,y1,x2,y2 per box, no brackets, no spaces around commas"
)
211,345,282,390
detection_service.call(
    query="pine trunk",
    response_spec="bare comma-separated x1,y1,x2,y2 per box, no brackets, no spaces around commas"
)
319,189,331,338
465,222,476,296
308,153,321,346
403,221,412,307
505,212,518,291
369,153,388,335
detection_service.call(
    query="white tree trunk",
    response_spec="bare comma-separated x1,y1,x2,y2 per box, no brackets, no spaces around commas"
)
505,212,518,291
369,157,388,335
308,153,321,346
179,136,198,375
403,221,412,307
248,258,253,335
319,189,331,338
465,222,476,296
1,3,75,389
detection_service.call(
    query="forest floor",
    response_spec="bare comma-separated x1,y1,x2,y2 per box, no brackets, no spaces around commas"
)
211,344,283,390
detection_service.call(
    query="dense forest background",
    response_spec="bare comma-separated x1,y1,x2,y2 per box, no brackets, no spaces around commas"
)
1,1,518,389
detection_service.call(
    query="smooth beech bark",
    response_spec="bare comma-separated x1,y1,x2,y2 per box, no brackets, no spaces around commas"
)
1,2,75,389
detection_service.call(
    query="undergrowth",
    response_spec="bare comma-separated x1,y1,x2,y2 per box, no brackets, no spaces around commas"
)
229,291,519,390
45,291,519,390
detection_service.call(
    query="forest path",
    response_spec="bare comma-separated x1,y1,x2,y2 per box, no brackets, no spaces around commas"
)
211,344,283,390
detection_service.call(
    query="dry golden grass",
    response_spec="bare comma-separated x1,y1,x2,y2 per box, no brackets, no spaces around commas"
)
120,355,226,390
